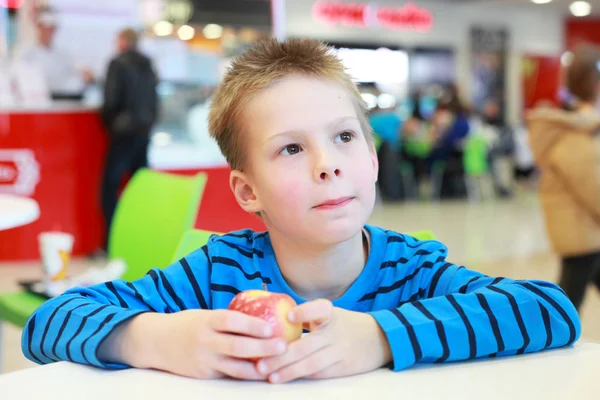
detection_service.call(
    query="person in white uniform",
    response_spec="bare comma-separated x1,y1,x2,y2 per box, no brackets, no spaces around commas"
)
14,8,93,99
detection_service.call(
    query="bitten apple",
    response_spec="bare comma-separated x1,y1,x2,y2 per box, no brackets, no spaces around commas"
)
228,290,302,343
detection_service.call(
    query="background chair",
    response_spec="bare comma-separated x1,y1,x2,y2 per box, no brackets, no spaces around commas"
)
110,169,207,281
463,135,494,202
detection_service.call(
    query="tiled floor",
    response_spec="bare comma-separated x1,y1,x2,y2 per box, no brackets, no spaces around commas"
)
1,190,599,373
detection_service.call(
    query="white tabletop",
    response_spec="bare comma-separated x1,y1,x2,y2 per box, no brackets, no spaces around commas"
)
1,343,598,400
0,194,40,230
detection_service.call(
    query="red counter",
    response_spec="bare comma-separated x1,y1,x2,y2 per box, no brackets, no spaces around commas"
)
0,106,264,261
0,106,107,260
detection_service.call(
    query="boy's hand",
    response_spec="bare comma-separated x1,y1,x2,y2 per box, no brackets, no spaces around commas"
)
102,309,288,380
255,299,392,383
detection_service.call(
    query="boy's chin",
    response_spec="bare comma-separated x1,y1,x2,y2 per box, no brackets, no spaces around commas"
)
309,220,366,245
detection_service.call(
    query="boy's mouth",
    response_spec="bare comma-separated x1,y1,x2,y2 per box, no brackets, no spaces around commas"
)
313,196,355,210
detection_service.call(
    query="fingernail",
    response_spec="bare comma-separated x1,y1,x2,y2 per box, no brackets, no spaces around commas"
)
277,340,287,353
288,311,295,322
257,361,267,375
270,373,280,383
264,326,273,336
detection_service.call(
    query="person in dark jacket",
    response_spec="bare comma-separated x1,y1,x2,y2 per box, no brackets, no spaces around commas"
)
100,28,158,251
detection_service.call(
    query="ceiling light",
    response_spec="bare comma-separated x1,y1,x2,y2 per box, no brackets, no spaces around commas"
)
377,93,396,109
203,24,223,39
531,0,552,4
361,93,378,109
153,21,173,37
570,1,592,17
561,51,574,67
177,25,195,41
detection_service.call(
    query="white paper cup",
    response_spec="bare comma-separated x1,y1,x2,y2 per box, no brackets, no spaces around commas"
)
38,232,74,283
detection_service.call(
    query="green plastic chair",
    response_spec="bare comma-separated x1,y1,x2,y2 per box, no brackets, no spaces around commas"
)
172,229,221,262
110,169,207,281
408,230,437,241
462,135,492,201
463,135,489,177
0,169,207,356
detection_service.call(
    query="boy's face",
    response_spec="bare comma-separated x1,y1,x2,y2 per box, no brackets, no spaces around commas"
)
231,75,378,245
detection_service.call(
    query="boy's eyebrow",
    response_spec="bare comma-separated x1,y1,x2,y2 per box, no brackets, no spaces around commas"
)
266,116,360,143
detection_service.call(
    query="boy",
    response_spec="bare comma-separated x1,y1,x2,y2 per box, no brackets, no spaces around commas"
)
23,39,580,384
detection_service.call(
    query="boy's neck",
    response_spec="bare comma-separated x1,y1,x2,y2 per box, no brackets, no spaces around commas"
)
267,228,369,301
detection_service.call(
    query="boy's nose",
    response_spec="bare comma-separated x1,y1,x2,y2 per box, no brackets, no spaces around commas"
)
319,168,341,181
314,157,341,181
313,147,342,182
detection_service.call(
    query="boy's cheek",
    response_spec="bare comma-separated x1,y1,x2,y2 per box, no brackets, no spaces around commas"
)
267,178,307,209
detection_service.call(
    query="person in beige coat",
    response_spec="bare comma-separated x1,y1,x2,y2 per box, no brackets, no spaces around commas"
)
527,44,600,310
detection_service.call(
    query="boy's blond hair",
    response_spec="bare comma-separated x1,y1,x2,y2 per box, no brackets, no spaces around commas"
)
208,38,373,171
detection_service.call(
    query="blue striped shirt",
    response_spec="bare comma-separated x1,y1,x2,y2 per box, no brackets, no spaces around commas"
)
22,225,581,371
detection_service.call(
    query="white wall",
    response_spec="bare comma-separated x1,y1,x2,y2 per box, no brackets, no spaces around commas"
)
284,0,565,124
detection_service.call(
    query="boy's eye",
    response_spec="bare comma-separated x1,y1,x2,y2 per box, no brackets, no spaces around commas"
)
280,144,302,156
335,131,355,143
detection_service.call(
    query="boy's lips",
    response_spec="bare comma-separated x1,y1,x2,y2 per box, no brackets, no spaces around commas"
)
313,196,355,210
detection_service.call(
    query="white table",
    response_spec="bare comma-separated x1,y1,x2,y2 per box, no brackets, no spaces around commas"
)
0,194,40,231
0,343,598,400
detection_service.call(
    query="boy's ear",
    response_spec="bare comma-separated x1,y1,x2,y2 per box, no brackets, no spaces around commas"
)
230,170,263,213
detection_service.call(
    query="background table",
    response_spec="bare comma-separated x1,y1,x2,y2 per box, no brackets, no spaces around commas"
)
0,195,40,231
1,343,598,399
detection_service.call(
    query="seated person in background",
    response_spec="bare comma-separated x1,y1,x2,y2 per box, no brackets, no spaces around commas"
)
479,100,515,198
368,102,403,152
23,39,580,384
428,89,471,166
369,98,404,201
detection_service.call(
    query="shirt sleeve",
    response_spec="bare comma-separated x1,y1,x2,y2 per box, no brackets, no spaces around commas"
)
21,246,212,369
369,241,581,371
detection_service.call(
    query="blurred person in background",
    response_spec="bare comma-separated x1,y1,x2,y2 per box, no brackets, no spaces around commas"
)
527,44,600,311
401,91,433,190
428,84,470,165
368,86,404,201
480,99,515,198
100,28,159,253
14,6,94,99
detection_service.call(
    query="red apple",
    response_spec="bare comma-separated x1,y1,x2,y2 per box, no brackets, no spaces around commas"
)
228,290,302,344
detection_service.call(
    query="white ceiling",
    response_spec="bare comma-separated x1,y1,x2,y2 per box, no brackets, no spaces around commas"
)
446,0,600,7
437,0,600,15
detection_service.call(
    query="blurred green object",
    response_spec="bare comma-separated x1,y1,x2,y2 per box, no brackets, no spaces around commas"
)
110,169,207,282
463,135,489,177
373,133,384,152
172,229,221,261
408,230,437,241
0,169,207,351
404,138,433,159
0,292,46,328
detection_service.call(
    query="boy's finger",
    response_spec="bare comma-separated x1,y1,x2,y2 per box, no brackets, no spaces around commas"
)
215,356,266,381
256,333,329,376
210,310,273,338
268,348,340,384
216,334,288,359
288,299,333,326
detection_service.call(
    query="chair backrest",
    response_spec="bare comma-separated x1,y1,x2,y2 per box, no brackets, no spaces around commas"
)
172,229,221,262
408,230,437,241
171,229,437,263
463,135,489,177
109,169,207,282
